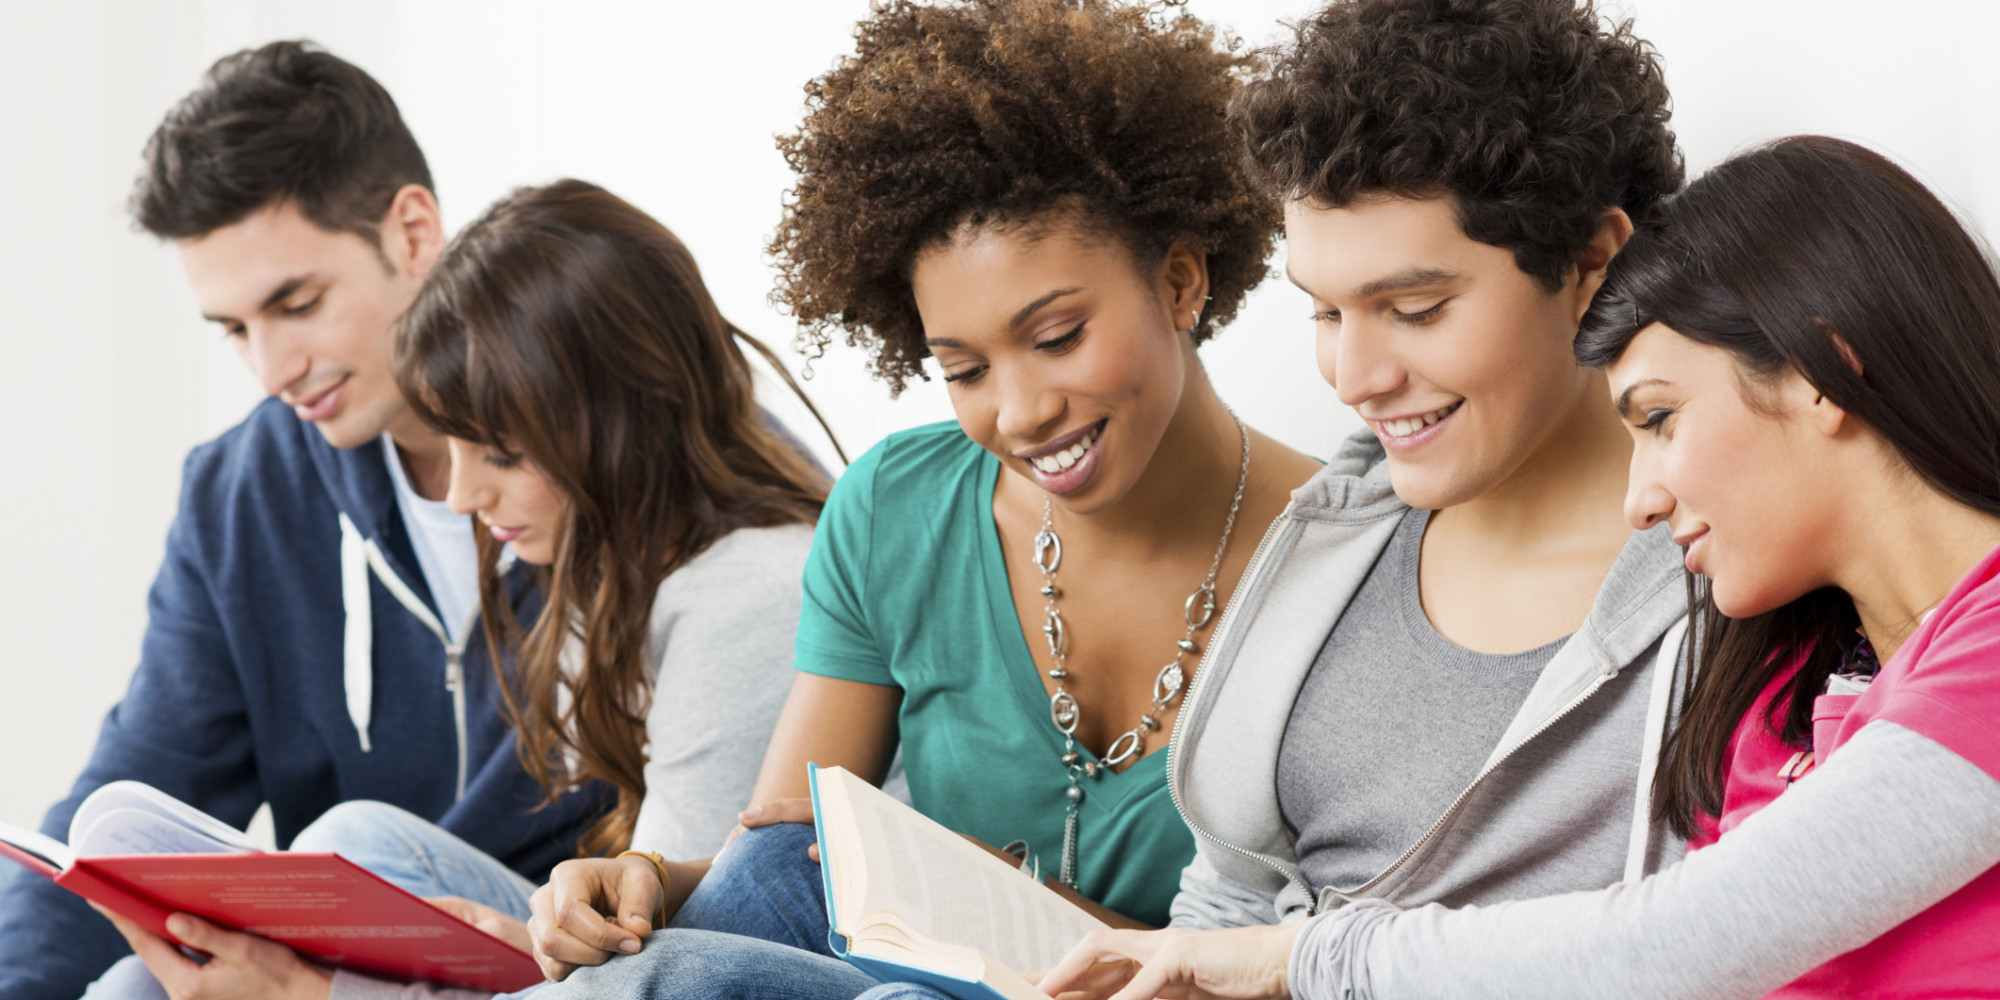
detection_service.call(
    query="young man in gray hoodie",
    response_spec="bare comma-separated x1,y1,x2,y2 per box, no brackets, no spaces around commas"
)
1037,0,1691,992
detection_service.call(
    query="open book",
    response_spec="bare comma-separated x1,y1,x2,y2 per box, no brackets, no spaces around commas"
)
808,765,1107,1000
0,781,540,991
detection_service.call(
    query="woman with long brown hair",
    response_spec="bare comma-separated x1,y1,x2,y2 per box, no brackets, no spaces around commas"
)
399,177,834,866
99,177,839,1000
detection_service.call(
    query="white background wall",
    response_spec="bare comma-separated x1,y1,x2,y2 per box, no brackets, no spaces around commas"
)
4,0,1998,833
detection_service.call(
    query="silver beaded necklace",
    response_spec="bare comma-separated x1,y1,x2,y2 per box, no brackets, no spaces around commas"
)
1031,411,1249,887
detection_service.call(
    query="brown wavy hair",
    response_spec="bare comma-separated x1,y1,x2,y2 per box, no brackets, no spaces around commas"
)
771,0,1280,394
1577,137,2000,835
1233,0,1683,289
397,180,832,856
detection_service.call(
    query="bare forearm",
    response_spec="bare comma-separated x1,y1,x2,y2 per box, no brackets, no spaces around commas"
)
659,857,712,924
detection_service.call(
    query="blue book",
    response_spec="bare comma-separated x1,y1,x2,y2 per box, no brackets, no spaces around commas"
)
808,765,1107,1000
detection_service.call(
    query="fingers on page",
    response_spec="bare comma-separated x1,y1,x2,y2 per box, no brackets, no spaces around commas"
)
1042,929,1144,987
1106,965,1176,1000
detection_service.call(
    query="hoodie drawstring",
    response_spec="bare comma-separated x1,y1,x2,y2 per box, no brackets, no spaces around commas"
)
338,511,474,802
1625,619,1688,883
339,514,375,753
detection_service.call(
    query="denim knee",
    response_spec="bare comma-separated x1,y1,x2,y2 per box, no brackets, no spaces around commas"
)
855,986,954,1000
707,822,821,891
672,822,832,953
290,799,427,854
545,928,877,1000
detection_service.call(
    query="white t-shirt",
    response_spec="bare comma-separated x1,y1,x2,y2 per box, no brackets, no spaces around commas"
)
381,435,482,644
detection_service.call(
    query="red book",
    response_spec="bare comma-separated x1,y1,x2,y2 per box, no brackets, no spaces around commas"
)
0,782,541,992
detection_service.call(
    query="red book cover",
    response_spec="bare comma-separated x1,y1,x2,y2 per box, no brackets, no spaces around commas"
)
54,852,541,992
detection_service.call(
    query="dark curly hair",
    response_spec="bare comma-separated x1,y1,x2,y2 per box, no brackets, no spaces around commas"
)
1233,0,1683,290
771,0,1281,394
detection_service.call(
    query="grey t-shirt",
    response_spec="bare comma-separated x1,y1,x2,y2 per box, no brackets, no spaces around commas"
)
1277,509,1563,894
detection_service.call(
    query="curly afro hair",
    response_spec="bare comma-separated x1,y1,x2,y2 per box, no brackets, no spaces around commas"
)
1233,0,1683,290
771,0,1281,394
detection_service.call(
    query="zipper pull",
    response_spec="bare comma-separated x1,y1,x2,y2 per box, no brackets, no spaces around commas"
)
444,649,463,691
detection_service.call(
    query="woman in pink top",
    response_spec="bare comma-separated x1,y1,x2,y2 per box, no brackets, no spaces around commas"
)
1035,135,2000,998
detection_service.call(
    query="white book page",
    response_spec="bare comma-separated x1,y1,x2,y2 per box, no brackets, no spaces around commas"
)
825,768,1107,976
71,808,248,858
0,819,74,871
69,782,259,858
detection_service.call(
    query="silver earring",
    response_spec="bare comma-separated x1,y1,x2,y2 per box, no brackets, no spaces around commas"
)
1181,294,1212,333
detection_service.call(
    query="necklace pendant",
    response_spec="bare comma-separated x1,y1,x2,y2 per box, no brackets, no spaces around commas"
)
1104,729,1144,767
1062,751,1101,780
1153,661,1185,704
1034,528,1062,575
1184,585,1217,629
1050,691,1080,734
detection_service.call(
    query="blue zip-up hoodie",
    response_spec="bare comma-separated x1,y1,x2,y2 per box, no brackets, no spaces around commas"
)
0,398,610,999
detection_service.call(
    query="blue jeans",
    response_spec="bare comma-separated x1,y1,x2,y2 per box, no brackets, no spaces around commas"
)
530,822,885,999
81,800,540,999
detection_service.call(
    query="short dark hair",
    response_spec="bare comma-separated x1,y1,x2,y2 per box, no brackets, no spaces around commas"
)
1233,0,1683,290
769,0,1280,395
131,40,433,245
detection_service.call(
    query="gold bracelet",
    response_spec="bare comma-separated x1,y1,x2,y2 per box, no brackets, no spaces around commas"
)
616,849,672,930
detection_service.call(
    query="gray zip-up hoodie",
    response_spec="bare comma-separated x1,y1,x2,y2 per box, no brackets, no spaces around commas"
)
1168,430,1689,929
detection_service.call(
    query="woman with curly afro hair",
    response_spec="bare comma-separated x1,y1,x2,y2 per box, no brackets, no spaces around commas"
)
515,0,1321,997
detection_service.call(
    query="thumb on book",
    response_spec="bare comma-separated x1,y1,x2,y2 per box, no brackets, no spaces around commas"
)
165,913,230,953
165,912,266,965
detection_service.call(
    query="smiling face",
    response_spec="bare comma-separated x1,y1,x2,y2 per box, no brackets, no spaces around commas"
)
442,437,570,565
911,218,1201,513
1285,194,1613,509
177,192,439,449
1608,323,1847,616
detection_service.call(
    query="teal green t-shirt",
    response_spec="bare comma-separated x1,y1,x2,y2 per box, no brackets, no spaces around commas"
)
796,421,1195,926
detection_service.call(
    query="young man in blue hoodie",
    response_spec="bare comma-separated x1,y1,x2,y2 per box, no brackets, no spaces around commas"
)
0,41,608,999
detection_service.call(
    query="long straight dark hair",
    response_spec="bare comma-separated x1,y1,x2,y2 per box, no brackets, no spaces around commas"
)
1576,136,2000,836
397,179,837,856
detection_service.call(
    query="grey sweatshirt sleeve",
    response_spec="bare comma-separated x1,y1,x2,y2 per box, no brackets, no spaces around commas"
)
1172,847,1288,929
1289,720,2000,1000
629,524,812,859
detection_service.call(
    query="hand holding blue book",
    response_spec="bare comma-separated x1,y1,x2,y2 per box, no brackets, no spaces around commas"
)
808,765,1108,1000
